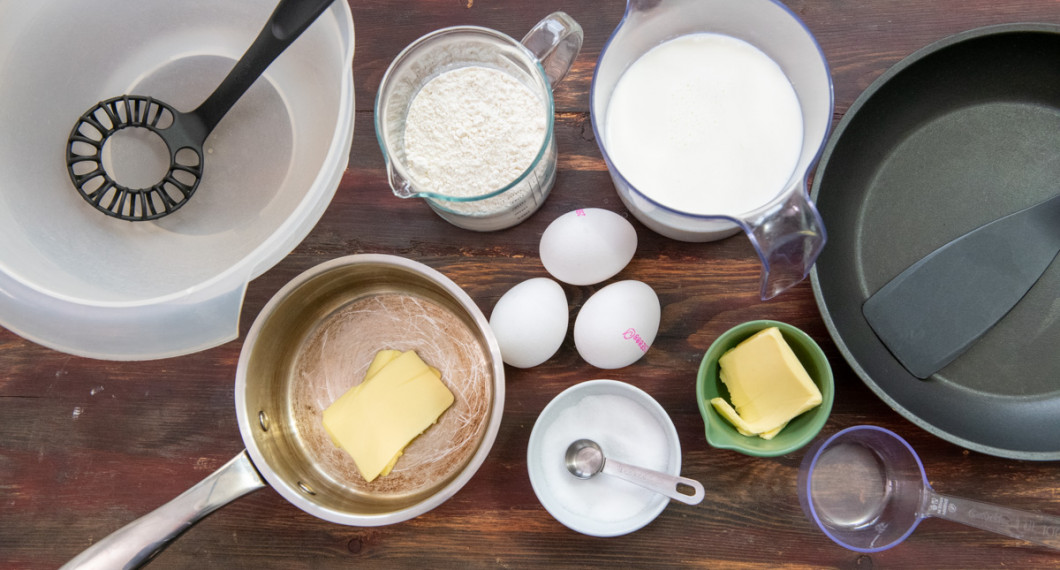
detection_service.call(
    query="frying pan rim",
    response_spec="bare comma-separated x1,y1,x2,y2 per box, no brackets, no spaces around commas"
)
810,22,1060,460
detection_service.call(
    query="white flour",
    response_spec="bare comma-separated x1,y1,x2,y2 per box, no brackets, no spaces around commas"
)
403,65,547,214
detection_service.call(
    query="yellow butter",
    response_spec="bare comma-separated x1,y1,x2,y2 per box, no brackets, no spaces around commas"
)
322,350,455,482
709,397,758,436
757,423,787,441
711,327,821,438
331,350,403,408
365,349,402,380
357,349,411,475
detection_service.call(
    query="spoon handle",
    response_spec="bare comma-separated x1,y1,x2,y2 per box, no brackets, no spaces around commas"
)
925,491,1060,550
603,458,705,505
193,0,336,135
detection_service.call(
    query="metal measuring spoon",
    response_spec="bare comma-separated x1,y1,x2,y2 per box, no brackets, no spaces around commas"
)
65,0,335,221
565,439,704,505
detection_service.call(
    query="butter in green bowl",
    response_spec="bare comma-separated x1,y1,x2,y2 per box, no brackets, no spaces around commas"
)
696,320,833,457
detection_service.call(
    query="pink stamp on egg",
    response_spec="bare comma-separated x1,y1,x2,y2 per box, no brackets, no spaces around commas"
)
623,328,650,352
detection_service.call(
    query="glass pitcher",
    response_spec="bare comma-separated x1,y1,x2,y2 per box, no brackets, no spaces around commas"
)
591,0,833,299
375,13,583,232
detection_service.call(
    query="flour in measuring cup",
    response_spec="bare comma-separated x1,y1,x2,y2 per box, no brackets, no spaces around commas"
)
403,66,547,214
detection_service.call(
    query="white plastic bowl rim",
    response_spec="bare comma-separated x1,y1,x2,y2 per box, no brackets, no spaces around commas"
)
0,1,355,359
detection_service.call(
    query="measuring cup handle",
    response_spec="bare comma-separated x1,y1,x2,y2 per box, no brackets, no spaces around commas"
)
603,458,705,506
520,12,584,88
926,492,1060,550
61,452,266,570
742,181,826,300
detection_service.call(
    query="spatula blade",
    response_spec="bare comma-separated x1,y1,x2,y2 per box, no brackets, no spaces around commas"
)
863,193,1060,379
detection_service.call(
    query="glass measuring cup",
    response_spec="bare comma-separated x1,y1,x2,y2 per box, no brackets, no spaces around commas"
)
799,425,1060,552
591,0,833,299
375,13,583,232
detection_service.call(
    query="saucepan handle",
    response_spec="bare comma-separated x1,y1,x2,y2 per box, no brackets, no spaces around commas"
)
61,451,267,570
520,12,584,88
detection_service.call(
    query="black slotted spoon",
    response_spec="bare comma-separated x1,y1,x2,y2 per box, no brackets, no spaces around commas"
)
66,0,335,221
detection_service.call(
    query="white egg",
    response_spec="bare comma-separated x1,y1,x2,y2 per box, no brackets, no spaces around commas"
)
574,280,660,369
489,278,569,368
539,208,638,286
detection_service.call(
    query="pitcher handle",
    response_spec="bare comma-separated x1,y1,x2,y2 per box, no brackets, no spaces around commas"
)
520,12,583,88
743,181,827,300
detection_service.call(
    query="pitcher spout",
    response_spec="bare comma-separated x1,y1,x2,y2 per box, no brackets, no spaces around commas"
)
743,181,827,300
386,162,419,199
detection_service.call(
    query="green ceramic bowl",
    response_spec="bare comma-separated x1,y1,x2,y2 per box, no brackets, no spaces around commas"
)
696,320,833,457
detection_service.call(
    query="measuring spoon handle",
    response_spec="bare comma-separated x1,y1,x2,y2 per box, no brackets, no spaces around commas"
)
602,458,705,505
926,491,1060,550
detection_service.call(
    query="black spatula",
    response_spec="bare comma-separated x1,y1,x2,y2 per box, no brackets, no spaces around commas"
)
863,192,1060,379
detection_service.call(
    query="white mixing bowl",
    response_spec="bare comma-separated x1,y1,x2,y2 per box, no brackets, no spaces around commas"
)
0,1,355,359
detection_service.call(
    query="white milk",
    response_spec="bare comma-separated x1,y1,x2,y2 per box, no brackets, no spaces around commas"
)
604,33,803,217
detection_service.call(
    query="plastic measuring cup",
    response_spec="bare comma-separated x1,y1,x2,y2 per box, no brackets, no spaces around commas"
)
375,13,583,232
591,0,833,299
799,425,1060,552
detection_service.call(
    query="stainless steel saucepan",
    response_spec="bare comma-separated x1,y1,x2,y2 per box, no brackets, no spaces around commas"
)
63,254,506,569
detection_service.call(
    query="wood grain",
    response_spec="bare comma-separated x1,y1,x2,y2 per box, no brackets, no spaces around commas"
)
2,1,1060,568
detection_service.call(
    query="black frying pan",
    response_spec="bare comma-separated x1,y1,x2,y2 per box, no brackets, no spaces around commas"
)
811,23,1060,460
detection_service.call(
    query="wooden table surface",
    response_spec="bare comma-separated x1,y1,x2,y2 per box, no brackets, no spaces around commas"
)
4,0,1060,568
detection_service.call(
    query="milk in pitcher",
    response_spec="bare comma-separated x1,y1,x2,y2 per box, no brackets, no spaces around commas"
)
604,33,803,217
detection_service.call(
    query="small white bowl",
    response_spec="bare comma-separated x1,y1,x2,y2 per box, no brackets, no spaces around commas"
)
527,379,683,537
